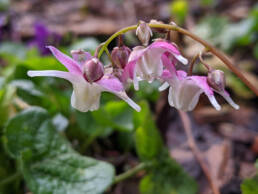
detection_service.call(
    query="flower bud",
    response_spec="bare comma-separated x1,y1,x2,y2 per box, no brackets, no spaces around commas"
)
136,20,153,46
83,58,104,83
111,46,131,69
207,69,226,91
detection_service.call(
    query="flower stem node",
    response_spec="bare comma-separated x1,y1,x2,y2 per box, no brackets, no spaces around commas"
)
207,69,225,92
136,20,153,46
83,58,104,83
111,46,131,69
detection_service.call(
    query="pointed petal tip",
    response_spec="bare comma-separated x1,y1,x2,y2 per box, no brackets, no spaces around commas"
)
174,55,188,65
27,71,35,77
158,82,170,92
233,104,240,110
208,95,221,111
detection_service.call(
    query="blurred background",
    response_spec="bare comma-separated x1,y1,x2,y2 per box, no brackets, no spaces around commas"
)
0,0,258,194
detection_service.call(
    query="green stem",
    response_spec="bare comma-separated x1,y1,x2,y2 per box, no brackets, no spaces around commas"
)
0,172,22,187
113,162,148,184
98,23,258,96
98,25,137,58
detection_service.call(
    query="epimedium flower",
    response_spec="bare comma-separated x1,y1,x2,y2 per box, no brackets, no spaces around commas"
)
27,46,141,112
159,55,239,111
122,40,188,90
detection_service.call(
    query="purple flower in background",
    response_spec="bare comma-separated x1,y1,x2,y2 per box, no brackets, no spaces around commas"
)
27,46,141,112
30,22,61,55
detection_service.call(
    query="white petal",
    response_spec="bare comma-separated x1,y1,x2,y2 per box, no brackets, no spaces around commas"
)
174,55,188,65
207,95,221,111
133,69,139,91
168,87,174,107
218,91,240,110
187,90,203,111
116,91,141,112
27,70,79,83
159,82,170,91
71,80,102,112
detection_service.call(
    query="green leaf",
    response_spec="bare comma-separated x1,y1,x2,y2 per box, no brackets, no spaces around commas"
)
140,150,197,194
135,80,160,102
0,144,19,193
0,42,27,59
133,101,163,161
4,107,54,158
170,0,188,25
104,101,134,132
22,135,114,194
241,177,258,194
0,83,15,126
10,79,45,105
91,101,134,133
241,160,258,194
21,55,67,71
4,107,115,194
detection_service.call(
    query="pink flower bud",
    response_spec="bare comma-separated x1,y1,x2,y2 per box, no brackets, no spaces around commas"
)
207,70,226,91
83,58,104,83
136,20,153,46
111,46,131,69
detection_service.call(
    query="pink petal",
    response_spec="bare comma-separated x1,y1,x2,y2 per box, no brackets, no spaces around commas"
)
122,60,137,82
216,90,240,110
47,46,82,74
27,70,80,83
71,50,92,65
150,41,188,65
186,76,221,110
150,41,180,55
96,75,124,92
96,75,141,112
161,54,177,76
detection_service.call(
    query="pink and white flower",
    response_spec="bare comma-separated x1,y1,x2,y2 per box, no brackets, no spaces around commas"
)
27,46,141,112
160,55,239,111
123,40,188,90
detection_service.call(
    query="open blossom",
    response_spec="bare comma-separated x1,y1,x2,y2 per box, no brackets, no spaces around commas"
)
27,46,141,112
123,40,188,90
160,55,239,111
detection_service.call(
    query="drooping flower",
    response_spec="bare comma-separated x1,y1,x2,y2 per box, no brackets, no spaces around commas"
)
160,55,239,111
111,46,131,69
27,46,141,112
123,40,188,90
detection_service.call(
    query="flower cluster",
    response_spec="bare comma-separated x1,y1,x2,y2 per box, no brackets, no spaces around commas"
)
27,21,239,112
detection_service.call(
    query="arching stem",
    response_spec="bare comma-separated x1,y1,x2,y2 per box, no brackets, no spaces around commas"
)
199,51,213,72
98,23,258,96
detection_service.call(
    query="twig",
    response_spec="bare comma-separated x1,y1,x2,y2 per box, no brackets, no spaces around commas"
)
178,110,220,194
113,162,148,184
188,53,199,76
199,51,212,72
